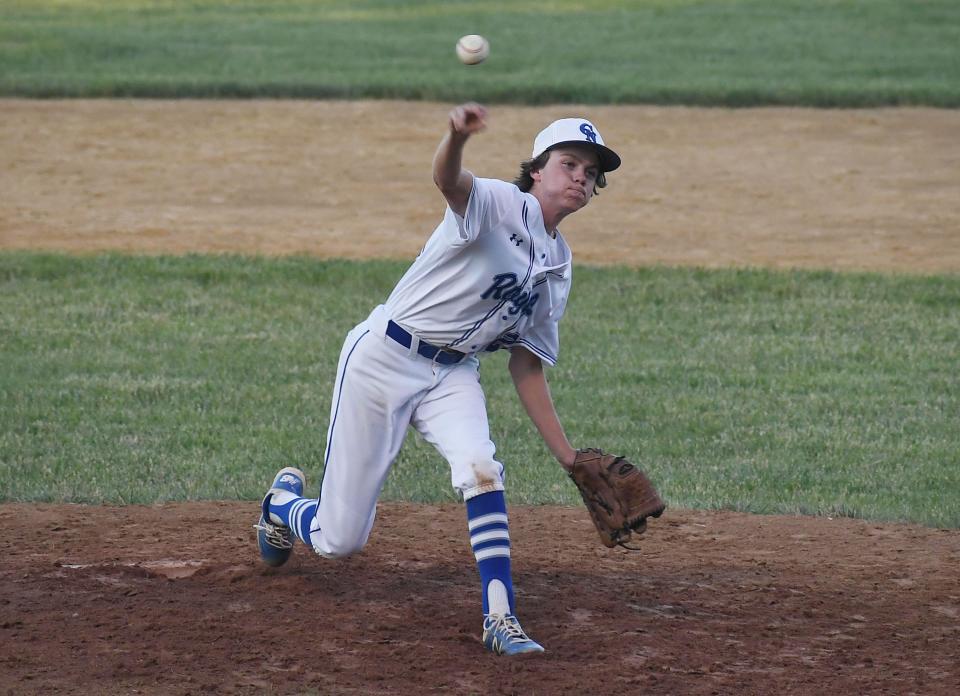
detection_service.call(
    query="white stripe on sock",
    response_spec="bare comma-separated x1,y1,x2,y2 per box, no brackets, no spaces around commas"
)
471,529,510,546
474,546,511,561
290,499,316,542
303,502,318,542
288,500,304,539
468,512,508,531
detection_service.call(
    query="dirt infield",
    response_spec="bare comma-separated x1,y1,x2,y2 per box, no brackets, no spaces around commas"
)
2,100,959,272
1,101,959,694
2,503,958,695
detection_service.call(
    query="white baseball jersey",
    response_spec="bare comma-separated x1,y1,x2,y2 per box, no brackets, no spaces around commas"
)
303,176,576,558
384,176,572,365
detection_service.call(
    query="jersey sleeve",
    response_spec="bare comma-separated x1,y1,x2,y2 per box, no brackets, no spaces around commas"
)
444,176,513,247
516,322,561,367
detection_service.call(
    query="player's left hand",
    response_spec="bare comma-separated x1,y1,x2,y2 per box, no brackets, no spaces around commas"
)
558,446,577,472
567,448,666,549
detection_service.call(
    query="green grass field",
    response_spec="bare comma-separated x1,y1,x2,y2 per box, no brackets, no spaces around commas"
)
2,253,958,527
2,0,959,106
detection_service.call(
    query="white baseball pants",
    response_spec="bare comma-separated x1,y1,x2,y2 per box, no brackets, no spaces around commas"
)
308,305,505,558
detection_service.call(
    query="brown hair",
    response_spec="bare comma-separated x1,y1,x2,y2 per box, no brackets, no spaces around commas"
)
512,150,608,194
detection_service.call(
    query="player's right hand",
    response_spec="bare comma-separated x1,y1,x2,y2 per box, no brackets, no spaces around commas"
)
450,102,488,136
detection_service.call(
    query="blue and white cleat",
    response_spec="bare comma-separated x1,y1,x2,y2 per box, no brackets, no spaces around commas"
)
482,614,545,656
254,466,306,567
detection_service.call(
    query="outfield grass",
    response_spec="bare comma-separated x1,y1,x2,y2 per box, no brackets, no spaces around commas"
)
2,0,959,106
1,253,957,527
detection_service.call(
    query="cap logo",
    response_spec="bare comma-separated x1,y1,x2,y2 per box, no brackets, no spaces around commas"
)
579,123,598,143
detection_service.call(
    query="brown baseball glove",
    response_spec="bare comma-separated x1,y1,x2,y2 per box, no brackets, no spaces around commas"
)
567,448,666,549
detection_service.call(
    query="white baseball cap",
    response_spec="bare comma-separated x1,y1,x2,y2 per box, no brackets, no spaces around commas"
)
531,118,621,172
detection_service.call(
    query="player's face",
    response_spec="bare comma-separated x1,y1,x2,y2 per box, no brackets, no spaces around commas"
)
531,146,601,213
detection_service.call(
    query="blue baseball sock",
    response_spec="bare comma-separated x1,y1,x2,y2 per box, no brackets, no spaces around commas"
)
466,491,515,616
267,491,318,546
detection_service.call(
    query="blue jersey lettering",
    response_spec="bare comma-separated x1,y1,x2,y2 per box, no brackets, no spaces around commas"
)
481,273,539,317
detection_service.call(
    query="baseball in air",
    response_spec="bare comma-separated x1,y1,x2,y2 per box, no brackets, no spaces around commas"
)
456,34,490,65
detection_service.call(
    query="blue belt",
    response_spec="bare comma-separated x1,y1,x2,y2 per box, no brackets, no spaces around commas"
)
386,320,466,365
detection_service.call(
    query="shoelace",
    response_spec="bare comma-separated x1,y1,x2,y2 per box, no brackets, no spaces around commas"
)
488,615,534,643
253,520,293,549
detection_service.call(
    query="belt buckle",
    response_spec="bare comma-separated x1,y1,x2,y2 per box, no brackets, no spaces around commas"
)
433,344,463,365
446,348,465,364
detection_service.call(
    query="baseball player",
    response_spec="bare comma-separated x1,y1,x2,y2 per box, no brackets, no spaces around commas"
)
255,102,621,655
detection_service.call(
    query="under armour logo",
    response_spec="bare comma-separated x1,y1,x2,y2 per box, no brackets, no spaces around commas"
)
580,123,598,143
509,233,523,246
